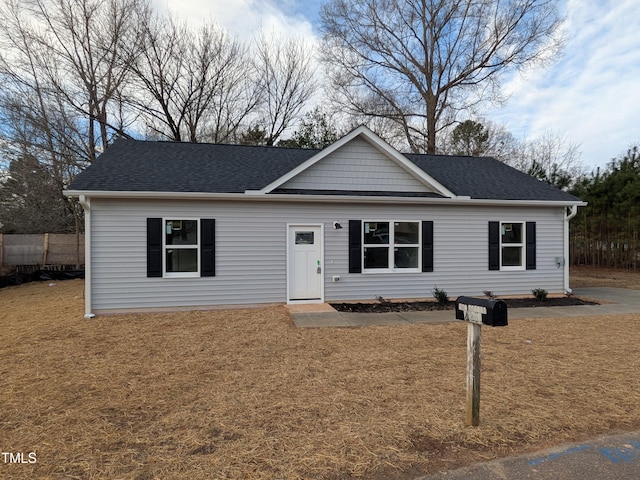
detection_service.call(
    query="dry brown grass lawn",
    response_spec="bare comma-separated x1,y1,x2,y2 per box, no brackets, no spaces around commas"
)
1,277,640,479
571,265,640,289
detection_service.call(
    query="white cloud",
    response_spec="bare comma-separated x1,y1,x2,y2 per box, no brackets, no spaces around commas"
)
156,0,318,42
155,0,640,169
488,0,640,169
153,0,324,127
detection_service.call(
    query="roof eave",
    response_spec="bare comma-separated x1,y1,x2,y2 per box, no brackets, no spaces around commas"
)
64,189,586,207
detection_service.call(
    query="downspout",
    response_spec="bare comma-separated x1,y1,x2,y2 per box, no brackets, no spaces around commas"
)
79,195,95,318
564,205,578,294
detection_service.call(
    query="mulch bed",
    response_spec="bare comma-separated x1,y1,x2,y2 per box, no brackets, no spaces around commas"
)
330,296,599,313
0,268,84,289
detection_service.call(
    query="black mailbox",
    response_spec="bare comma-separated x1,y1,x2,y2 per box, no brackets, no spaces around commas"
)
455,296,508,327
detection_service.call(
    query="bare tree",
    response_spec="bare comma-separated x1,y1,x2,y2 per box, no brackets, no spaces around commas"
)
252,32,318,146
129,16,258,143
320,0,564,154
0,89,84,233
0,0,147,233
127,16,187,141
508,131,584,189
437,117,583,189
1,0,148,159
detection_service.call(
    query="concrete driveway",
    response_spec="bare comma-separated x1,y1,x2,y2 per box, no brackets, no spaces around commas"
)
573,287,640,306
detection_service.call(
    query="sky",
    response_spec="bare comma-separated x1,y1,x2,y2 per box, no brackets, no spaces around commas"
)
156,0,640,171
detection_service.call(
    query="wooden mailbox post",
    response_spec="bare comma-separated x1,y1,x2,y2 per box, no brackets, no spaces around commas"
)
455,296,508,426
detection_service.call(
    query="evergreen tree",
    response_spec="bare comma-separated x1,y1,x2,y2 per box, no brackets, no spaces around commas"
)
570,146,640,268
0,152,76,233
450,120,489,156
278,108,340,149
239,126,269,146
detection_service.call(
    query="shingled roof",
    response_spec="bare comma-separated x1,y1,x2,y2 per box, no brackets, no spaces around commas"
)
67,139,317,194
67,138,582,203
404,154,581,202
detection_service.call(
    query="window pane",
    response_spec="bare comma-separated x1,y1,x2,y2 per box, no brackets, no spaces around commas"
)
166,220,198,245
166,248,198,272
364,247,389,269
502,223,522,244
364,222,389,244
394,222,419,244
295,232,314,245
395,247,418,268
502,246,522,266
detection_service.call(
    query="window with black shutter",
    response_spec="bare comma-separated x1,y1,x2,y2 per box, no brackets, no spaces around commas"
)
489,221,536,270
146,218,216,277
348,219,433,273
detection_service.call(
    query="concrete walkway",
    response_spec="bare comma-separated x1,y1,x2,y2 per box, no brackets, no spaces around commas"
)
288,287,640,328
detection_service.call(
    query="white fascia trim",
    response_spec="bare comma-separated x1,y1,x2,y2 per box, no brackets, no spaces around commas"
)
65,190,246,200
252,125,457,198
64,189,587,208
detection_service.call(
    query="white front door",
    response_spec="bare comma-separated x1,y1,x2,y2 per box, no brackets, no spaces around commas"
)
288,225,323,301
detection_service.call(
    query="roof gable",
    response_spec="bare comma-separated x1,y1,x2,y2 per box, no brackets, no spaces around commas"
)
278,137,432,193
257,126,456,197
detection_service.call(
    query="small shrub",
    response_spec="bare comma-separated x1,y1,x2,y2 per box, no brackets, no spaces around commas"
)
483,290,496,299
532,288,548,302
432,285,449,306
376,295,391,305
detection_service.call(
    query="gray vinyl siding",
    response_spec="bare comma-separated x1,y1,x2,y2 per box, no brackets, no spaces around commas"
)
281,138,432,192
89,198,567,312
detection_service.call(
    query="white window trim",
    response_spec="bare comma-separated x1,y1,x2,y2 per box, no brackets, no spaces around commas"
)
362,220,422,273
500,221,525,271
163,218,201,278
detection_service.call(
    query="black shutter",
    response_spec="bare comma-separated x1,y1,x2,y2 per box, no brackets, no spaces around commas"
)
488,221,500,271
348,220,362,273
201,219,216,277
147,218,163,277
421,221,433,272
526,222,536,270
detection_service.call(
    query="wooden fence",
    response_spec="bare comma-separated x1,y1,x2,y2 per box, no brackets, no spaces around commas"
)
0,234,84,274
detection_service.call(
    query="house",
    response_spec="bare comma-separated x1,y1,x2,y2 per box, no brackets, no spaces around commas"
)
65,126,585,317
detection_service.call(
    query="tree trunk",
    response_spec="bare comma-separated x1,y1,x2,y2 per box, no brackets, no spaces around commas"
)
425,94,438,154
